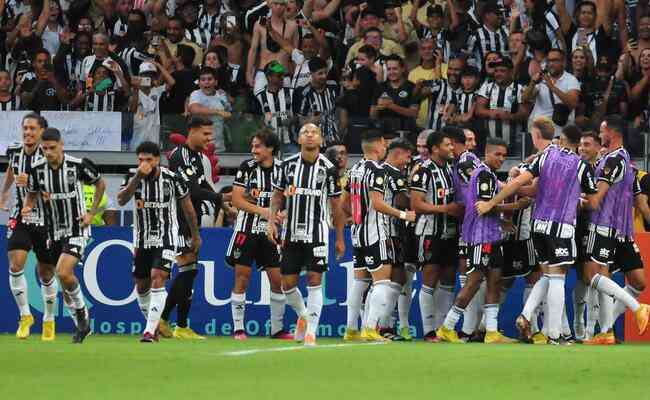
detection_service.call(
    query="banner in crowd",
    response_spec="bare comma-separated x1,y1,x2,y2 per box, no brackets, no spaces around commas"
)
0,227,626,339
0,111,122,155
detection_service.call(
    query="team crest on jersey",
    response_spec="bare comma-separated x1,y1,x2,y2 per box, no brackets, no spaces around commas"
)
481,254,490,266
316,169,326,184
480,183,489,191
163,184,170,197
233,248,242,259
236,170,243,179
375,176,384,185
399,90,408,98
412,174,420,182
67,168,76,180
397,178,404,186
185,167,194,176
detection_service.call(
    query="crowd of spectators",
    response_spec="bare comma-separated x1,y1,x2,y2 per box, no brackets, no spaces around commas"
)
1,0,649,155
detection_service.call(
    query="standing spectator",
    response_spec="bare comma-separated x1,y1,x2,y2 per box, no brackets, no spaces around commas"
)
7,14,44,83
354,44,384,82
556,0,613,63
0,69,20,109
254,61,296,153
293,57,340,146
180,1,212,50
411,4,452,65
118,10,152,77
482,51,502,83
509,30,532,84
475,57,531,152
422,56,465,131
188,66,232,152
129,61,175,149
569,47,595,84
54,31,91,95
104,0,132,39
409,38,442,128
581,59,629,123
338,65,378,153
370,54,419,137
209,12,245,67
19,48,69,111
71,59,130,111
345,22,405,65
451,65,480,127
79,33,129,88
382,5,416,46
512,0,565,52
160,44,196,141
34,0,66,57
150,17,203,67
198,0,230,35
523,48,580,135
466,1,509,68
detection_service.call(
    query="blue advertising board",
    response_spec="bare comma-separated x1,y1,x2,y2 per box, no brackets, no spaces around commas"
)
0,226,623,338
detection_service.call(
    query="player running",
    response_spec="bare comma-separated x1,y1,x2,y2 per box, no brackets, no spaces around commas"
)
226,130,292,340
437,138,526,344
1,113,58,340
117,141,201,342
23,128,106,343
268,123,346,346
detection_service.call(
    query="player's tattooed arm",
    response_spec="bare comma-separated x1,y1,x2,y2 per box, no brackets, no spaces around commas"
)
180,195,202,253
117,175,142,206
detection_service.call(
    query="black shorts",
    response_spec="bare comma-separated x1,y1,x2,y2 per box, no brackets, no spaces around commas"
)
418,236,458,267
402,226,419,265
502,239,536,278
576,230,590,264
225,231,280,270
458,239,468,258
6,218,56,264
532,232,576,267
390,237,404,267
352,239,393,272
49,236,89,262
133,247,176,279
586,230,643,274
467,242,504,274
280,241,328,275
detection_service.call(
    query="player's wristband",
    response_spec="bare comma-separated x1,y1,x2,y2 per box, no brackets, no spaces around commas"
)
399,211,406,220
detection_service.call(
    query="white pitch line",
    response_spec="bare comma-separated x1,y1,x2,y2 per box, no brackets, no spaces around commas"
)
221,342,387,356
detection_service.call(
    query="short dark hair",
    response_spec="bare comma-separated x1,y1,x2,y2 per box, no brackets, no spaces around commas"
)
561,124,582,145
443,125,465,144
128,9,147,23
548,47,566,58
251,129,280,156
384,54,405,68
426,131,452,151
32,48,51,62
23,112,47,128
187,115,213,129
199,66,218,79
358,45,378,60
363,27,382,38
581,130,601,145
42,128,61,142
176,44,196,68
485,137,508,149
388,138,414,153
136,141,161,157
168,16,185,28
604,115,625,136
308,57,327,73
576,0,597,14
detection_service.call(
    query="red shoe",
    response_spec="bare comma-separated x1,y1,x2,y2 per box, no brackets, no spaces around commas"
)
271,330,294,340
233,330,248,340
140,332,155,343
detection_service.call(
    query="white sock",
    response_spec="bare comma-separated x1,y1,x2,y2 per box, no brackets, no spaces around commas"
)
365,280,390,329
40,277,58,322
283,287,307,318
398,271,414,330
306,285,323,337
592,274,640,312
434,283,455,330
269,291,286,335
586,287,599,338
613,285,642,320
63,295,78,327
443,305,464,330
462,292,480,335
476,282,487,332
65,283,86,310
546,274,565,339
231,292,246,332
573,280,587,335
347,279,370,330
598,291,614,333
380,282,401,329
561,305,571,337
484,303,499,332
145,287,167,334
522,275,549,321
9,271,30,316
419,285,435,334
137,289,151,320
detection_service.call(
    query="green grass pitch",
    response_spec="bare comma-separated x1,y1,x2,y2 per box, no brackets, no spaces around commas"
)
1,334,650,399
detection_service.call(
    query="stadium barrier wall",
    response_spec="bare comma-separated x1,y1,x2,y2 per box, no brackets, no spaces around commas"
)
0,226,627,339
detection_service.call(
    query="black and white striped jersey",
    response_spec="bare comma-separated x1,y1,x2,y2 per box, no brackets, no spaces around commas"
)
255,86,294,144
5,142,45,224
466,25,509,67
0,95,20,110
83,89,124,112
346,159,387,248
505,162,533,241
27,154,101,241
293,81,340,146
410,158,457,238
456,90,477,116
121,166,189,249
168,144,212,220
118,47,152,77
477,80,524,145
418,28,452,64
185,27,212,49
383,162,408,238
232,157,282,235
425,79,459,131
274,153,341,244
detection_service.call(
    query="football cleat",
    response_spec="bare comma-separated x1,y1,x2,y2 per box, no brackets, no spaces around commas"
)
343,328,361,341
635,304,650,335
304,334,316,347
140,332,156,343
72,308,91,344
423,330,440,343
399,327,413,341
531,332,548,345
436,327,462,343
583,332,615,345
294,317,307,342
360,328,387,342
16,315,34,339
158,319,173,338
270,330,294,340
173,326,206,340
233,330,248,341
484,331,517,344
41,320,55,342
515,315,532,341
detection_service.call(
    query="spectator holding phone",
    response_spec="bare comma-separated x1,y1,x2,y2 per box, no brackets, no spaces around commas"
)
71,58,130,111
20,48,69,111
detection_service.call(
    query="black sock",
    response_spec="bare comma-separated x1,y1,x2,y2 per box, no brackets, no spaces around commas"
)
161,275,181,321
176,269,198,328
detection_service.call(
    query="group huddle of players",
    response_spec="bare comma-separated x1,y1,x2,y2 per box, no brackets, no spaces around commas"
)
5,112,650,346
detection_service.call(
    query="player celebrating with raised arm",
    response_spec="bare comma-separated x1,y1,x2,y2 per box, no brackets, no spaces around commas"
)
343,130,416,342
226,130,292,340
1,113,58,340
23,128,106,344
267,123,346,347
117,141,201,343
476,118,599,345
160,116,225,340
